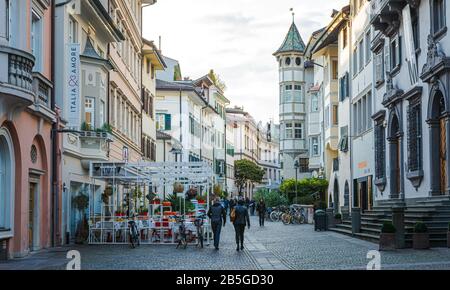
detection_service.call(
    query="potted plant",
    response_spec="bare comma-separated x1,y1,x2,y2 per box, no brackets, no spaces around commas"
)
334,213,342,224
379,221,396,251
173,182,184,193
72,193,89,244
196,195,206,204
413,222,430,250
447,222,450,248
151,197,161,205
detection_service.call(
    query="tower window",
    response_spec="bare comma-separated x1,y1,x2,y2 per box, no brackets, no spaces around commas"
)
295,57,301,66
285,57,291,66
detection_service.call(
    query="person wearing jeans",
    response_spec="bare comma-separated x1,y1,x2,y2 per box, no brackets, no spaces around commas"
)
207,198,226,250
256,199,266,226
233,199,250,251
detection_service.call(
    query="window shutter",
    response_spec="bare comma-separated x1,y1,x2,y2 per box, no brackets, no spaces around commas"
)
165,114,171,130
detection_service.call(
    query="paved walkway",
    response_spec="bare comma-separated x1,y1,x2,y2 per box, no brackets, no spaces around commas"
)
1,216,450,270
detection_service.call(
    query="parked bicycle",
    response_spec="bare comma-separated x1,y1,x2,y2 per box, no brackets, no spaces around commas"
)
281,205,306,225
194,215,205,248
128,215,140,248
176,218,188,249
269,205,289,222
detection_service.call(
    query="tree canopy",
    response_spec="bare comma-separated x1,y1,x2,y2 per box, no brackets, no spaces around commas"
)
234,159,265,195
208,69,227,92
279,178,328,202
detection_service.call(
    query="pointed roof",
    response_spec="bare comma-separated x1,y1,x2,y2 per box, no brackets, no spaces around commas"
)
81,37,113,69
274,21,306,55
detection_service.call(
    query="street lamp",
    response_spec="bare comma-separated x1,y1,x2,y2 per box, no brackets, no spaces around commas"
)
294,159,300,204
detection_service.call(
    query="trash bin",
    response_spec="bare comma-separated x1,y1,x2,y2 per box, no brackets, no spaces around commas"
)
314,209,327,231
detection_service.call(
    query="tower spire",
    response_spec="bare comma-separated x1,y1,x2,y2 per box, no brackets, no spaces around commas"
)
290,8,295,23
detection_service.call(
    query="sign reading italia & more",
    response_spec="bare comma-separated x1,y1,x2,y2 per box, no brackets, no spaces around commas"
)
67,43,80,128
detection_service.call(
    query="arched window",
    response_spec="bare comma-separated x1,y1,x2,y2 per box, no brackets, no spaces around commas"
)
295,57,301,66
285,57,291,66
0,127,14,234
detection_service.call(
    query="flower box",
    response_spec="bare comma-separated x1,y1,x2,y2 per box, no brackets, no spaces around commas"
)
162,201,171,207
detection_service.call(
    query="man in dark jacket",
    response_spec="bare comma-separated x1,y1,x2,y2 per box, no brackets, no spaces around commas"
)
233,199,250,251
207,198,226,250
256,199,266,226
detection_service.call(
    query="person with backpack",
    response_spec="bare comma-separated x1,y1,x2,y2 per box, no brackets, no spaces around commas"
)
231,199,250,251
207,197,226,250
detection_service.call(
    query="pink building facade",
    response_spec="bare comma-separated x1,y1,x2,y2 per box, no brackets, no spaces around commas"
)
0,0,60,259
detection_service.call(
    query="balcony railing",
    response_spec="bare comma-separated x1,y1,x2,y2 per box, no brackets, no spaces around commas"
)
0,45,35,104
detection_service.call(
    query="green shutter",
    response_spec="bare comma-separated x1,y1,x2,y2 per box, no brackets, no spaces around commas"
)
165,114,171,130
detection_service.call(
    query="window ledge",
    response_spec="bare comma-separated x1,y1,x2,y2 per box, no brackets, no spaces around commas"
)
406,169,424,189
433,26,447,42
390,66,401,77
375,79,385,89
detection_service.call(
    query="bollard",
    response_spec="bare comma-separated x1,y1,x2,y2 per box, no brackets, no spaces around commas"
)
392,206,405,249
351,207,361,234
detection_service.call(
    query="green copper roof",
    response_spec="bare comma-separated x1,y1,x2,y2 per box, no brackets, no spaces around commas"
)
274,22,306,55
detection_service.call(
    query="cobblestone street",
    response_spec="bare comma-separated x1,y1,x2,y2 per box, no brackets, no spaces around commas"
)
2,216,450,270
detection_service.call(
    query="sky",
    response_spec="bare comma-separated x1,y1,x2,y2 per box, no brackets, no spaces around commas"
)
142,0,349,124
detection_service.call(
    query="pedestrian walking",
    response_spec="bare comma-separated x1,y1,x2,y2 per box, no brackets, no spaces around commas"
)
207,197,226,250
223,198,229,214
249,199,256,216
229,197,236,212
232,199,250,251
256,198,266,226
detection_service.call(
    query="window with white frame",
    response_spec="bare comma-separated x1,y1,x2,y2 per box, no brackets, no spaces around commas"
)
285,123,293,139
353,48,358,76
359,39,364,71
0,0,10,40
375,48,384,85
431,0,446,36
294,123,303,139
311,137,319,156
84,97,95,129
311,93,319,112
365,30,371,64
31,10,43,72
390,34,401,72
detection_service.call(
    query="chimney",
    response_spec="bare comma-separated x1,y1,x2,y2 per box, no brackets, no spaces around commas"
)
158,36,162,52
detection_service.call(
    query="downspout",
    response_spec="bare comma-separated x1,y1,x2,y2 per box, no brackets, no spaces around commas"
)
179,88,182,161
348,19,354,211
50,0,59,247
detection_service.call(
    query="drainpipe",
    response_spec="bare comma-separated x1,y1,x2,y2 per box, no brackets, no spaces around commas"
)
179,88,182,161
50,0,60,247
348,19,354,211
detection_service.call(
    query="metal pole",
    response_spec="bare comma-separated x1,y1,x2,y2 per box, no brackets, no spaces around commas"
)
295,167,298,203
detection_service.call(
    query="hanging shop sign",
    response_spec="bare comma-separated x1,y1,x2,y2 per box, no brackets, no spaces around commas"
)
67,43,81,129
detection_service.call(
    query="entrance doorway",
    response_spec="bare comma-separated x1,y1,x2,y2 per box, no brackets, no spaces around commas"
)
28,181,39,251
389,114,401,198
333,178,339,213
354,176,373,212
429,89,447,195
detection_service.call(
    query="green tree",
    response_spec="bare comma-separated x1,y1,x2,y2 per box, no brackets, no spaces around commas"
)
234,159,265,195
253,189,289,208
208,69,227,92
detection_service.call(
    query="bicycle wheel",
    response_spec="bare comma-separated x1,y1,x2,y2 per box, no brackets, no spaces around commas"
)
129,232,136,248
281,213,291,225
299,214,306,224
270,211,279,222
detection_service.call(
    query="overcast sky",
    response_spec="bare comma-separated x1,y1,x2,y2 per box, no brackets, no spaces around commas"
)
142,0,348,124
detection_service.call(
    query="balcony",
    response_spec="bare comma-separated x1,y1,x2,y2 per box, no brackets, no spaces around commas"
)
369,0,420,36
63,131,113,167
0,45,35,106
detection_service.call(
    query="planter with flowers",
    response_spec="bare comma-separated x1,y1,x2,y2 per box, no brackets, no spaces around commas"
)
151,198,161,205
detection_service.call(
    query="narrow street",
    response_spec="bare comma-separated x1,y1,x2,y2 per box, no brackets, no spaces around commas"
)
2,216,450,270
